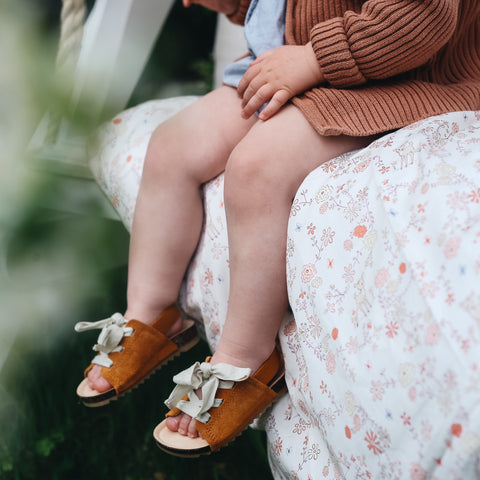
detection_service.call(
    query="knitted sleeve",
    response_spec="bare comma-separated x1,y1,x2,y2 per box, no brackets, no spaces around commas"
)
227,0,252,25
310,0,459,88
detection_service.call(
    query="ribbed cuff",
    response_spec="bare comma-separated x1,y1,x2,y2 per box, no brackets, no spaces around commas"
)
310,19,366,88
227,0,251,25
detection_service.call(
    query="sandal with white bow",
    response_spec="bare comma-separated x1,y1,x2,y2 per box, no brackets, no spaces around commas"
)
75,304,198,407
153,347,286,457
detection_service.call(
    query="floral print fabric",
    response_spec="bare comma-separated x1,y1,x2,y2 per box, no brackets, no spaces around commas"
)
90,100,480,479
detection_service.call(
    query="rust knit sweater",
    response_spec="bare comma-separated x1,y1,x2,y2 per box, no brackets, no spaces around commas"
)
228,0,480,136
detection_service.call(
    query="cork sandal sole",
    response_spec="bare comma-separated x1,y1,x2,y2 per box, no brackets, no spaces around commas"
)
77,319,199,407
153,369,286,457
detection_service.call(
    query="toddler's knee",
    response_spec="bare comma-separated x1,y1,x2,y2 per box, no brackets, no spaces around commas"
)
224,143,275,209
142,124,177,179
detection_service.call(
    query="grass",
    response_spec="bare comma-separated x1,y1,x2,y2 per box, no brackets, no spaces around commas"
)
0,3,275,478
0,179,273,480
1,324,273,479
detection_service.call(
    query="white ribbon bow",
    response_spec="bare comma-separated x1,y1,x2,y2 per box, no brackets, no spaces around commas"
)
164,362,251,424
74,313,133,368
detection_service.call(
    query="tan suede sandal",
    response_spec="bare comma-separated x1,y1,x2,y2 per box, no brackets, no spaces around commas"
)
153,348,286,457
75,305,198,407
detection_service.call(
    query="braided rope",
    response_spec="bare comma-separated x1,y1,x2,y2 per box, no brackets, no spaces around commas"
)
46,0,86,144
56,0,87,75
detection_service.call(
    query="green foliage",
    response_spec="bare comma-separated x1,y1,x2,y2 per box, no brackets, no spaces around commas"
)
0,2,273,479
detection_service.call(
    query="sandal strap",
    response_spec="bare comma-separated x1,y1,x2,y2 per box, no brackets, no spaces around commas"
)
75,313,133,368
196,375,278,451
164,362,251,424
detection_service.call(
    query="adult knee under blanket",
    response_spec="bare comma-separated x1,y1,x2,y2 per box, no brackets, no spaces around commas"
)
90,98,480,479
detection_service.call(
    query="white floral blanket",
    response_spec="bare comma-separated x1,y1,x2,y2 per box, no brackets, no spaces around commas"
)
90,99,480,479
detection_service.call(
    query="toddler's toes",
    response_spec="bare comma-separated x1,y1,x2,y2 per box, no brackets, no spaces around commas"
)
166,413,200,438
186,416,199,438
178,413,193,436
166,415,181,432
87,365,113,392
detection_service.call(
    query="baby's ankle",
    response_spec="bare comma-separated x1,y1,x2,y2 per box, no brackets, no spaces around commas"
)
124,305,172,325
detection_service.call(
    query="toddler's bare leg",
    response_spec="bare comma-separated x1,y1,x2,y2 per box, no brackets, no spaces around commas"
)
88,87,256,392
168,104,375,437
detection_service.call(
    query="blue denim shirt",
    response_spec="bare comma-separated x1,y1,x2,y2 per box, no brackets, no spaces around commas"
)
223,0,287,88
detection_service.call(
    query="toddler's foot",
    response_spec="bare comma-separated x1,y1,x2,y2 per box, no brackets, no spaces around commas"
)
86,310,184,393
76,304,198,407
165,349,270,438
155,347,286,456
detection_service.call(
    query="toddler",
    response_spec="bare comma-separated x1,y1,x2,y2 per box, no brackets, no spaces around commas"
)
76,0,480,456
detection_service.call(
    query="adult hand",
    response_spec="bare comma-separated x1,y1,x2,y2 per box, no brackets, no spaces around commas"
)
182,0,238,15
237,43,325,121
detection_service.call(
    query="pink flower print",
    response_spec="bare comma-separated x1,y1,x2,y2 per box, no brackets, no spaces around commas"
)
326,352,336,375
451,423,462,438
443,237,461,259
408,386,417,401
398,363,415,387
357,186,369,200
370,381,385,401
346,336,358,354
272,438,283,456
301,264,317,283
283,319,297,336
410,462,426,480
353,415,361,432
334,464,342,480
364,431,383,455
110,195,120,208
319,381,327,394
319,202,329,214
298,399,309,416
469,188,480,203
421,281,439,299
401,412,411,426
344,239,353,251
343,264,355,283
320,227,335,246
421,420,432,441
385,321,399,338
444,369,457,388
293,419,307,434
447,191,467,210
307,444,321,460
204,268,213,285
374,268,390,288
425,323,440,345
353,159,371,173
210,321,221,336
322,161,337,173
353,225,367,238
309,316,323,339
211,243,223,259
307,223,316,235
445,293,455,305
461,339,471,352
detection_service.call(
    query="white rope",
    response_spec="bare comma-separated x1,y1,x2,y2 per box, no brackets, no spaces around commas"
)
56,0,86,76
46,0,86,144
